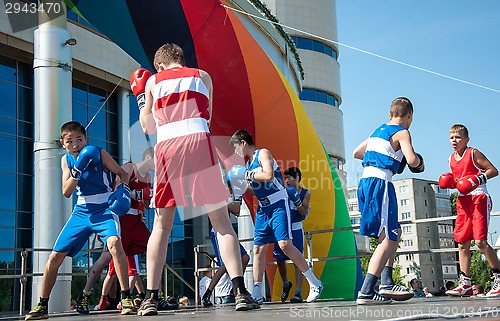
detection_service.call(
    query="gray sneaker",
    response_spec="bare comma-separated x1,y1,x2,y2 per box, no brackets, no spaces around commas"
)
235,293,261,311
137,297,158,316
378,284,414,301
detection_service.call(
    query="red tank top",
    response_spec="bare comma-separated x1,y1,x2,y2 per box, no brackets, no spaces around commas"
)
449,147,482,180
153,67,210,126
128,163,152,210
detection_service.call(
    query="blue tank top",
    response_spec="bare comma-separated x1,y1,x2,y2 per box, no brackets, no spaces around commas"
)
290,187,309,223
246,149,285,199
362,124,405,175
65,147,115,196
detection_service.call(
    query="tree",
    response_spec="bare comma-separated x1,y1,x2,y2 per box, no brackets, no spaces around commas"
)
450,192,458,216
470,249,491,290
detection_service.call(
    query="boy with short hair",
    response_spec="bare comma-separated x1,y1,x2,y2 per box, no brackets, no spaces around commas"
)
274,167,311,303
439,124,500,297
25,121,135,320
230,130,323,304
353,97,423,305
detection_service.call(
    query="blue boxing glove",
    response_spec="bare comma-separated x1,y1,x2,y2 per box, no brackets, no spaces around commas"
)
108,183,131,216
408,153,425,173
227,166,248,201
70,146,100,180
286,186,302,208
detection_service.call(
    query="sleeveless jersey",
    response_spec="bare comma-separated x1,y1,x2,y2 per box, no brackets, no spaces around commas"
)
152,66,210,126
290,187,308,223
449,147,487,194
362,124,406,175
127,162,152,210
246,149,285,200
65,147,114,196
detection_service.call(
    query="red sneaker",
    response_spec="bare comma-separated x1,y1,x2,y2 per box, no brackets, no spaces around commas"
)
97,295,111,310
446,274,472,297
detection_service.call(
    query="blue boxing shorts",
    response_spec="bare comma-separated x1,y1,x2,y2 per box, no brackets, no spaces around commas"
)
273,227,304,261
254,199,292,246
53,202,121,257
358,176,400,241
209,228,247,267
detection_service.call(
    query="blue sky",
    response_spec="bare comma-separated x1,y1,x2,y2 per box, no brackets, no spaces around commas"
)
336,1,500,242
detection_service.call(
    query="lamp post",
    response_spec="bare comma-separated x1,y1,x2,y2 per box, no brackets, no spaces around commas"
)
488,231,497,244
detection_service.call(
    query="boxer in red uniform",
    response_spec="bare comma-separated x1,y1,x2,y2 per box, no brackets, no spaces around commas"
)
98,148,154,310
440,124,500,297
131,43,258,316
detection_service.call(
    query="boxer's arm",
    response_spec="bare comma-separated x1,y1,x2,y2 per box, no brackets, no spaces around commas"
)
394,130,420,168
353,139,368,160
140,75,157,135
61,156,78,198
102,149,130,186
255,149,275,182
473,149,498,180
298,190,311,216
199,70,213,124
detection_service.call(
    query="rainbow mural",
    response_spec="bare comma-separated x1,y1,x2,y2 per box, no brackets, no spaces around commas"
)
64,0,362,300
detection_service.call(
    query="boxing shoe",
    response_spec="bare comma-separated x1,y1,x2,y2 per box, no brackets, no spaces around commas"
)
281,281,293,302
306,282,323,303
356,291,393,305
378,283,414,301
446,274,473,297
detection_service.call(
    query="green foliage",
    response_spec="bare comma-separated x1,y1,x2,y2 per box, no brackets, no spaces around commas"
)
450,192,458,216
0,261,14,311
470,250,491,290
247,0,305,79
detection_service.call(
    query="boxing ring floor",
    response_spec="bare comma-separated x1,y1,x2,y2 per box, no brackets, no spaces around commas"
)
3,297,500,321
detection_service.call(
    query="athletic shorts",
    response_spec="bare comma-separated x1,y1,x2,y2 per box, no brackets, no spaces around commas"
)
108,255,139,277
358,177,400,241
119,214,150,256
53,203,120,257
154,132,230,208
273,228,304,261
254,199,292,246
454,194,492,243
209,229,247,267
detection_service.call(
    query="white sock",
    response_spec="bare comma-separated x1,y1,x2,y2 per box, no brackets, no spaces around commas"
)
252,282,263,298
302,268,321,287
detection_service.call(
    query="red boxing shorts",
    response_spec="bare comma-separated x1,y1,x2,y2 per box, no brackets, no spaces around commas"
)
108,255,139,277
119,214,150,256
154,132,229,208
454,194,492,243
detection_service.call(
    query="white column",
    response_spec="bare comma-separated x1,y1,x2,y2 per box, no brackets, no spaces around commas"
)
238,202,256,293
32,4,73,313
117,89,130,164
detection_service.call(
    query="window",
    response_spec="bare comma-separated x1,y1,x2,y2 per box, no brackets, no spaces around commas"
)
299,87,339,107
428,240,432,246
404,240,413,247
348,203,359,212
407,268,411,274
402,212,411,220
431,267,434,274
424,200,428,206
405,254,414,261
402,225,412,234
430,254,433,261
399,185,409,193
347,190,357,200
400,199,408,207
290,36,338,59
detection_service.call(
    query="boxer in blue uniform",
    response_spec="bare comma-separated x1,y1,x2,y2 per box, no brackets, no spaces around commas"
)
230,130,322,304
353,97,424,305
202,179,251,306
273,167,311,303
26,121,135,320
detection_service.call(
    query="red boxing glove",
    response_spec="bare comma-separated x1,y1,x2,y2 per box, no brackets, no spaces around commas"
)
438,172,456,189
137,200,145,212
456,174,487,195
130,68,152,110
